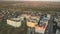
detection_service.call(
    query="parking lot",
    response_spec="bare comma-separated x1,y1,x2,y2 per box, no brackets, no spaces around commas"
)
0,9,60,34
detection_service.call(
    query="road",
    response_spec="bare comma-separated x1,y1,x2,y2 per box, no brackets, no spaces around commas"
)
45,16,53,34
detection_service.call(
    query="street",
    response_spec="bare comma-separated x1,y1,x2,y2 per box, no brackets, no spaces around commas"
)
56,29,60,34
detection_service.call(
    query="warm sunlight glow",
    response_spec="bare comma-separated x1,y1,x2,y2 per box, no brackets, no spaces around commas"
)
20,0,60,1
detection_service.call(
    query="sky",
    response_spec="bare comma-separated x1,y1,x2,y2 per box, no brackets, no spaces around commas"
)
0,0,60,2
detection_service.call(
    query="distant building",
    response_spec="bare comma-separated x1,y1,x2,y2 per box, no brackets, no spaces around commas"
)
7,15,24,28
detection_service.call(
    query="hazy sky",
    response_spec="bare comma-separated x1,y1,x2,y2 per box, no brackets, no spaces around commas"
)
0,0,60,2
